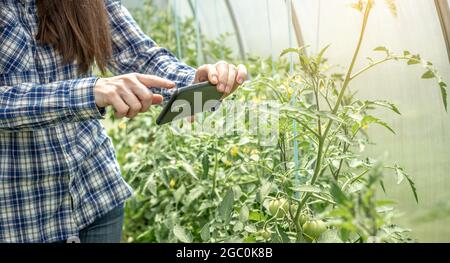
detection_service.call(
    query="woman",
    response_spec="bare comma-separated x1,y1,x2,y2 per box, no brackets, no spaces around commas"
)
0,0,247,243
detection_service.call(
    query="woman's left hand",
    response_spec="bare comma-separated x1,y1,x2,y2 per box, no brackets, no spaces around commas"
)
195,61,248,97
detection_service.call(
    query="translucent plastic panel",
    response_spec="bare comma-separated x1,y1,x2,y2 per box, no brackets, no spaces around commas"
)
296,0,450,242
123,0,140,8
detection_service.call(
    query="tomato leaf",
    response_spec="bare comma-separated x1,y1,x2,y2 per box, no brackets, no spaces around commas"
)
384,0,398,17
316,111,344,123
291,185,323,193
258,180,272,203
362,115,396,134
182,162,198,180
233,222,244,232
330,183,349,205
395,166,418,204
439,82,448,112
380,180,387,194
376,199,397,206
280,46,307,58
351,0,364,13
243,236,257,243
145,177,157,196
374,46,389,53
370,100,401,115
421,70,435,79
407,59,420,65
276,225,291,243
185,185,205,206
317,229,343,243
395,167,405,185
248,211,265,221
316,44,331,65
174,185,186,203
218,189,234,223
173,225,192,243
200,223,210,241
239,205,249,222
244,225,257,233
202,153,209,178
407,54,421,65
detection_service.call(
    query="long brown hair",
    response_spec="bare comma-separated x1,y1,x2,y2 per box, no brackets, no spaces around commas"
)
36,0,112,74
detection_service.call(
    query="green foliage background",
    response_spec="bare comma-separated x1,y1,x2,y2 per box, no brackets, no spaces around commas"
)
105,0,447,243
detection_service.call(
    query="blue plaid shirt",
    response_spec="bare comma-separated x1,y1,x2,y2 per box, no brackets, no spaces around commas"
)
0,0,196,242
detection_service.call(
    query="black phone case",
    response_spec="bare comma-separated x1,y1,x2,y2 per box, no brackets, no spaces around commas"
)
156,82,223,125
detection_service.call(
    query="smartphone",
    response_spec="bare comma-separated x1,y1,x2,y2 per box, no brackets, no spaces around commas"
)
156,82,224,125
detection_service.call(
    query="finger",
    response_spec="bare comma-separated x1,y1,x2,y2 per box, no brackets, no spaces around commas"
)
231,64,248,93
207,64,219,85
127,79,153,112
216,61,229,93
195,64,210,83
109,92,129,119
136,74,175,89
152,94,164,105
224,64,237,96
236,64,248,85
120,88,142,118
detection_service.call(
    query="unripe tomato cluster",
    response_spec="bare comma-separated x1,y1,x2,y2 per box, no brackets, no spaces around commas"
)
267,197,327,241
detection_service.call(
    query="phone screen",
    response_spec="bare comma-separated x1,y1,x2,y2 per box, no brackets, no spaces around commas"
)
156,82,223,125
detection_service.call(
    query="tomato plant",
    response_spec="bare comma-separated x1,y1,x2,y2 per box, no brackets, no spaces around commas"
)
107,0,447,243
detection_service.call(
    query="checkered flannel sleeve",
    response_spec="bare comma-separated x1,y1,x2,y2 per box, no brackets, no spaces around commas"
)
0,78,105,131
105,0,197,102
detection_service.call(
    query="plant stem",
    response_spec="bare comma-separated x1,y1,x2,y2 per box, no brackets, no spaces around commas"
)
310,138,325,186
297,3,373,211
332,3,372,116
332,127,354,180
281,133,288,172
313,77,323,137
350,58,390,80
310,194,336,205
350,56,420,80
211,145,219,199
289,116,321,139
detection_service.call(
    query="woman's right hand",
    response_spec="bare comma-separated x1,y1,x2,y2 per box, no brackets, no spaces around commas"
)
94,73,175,119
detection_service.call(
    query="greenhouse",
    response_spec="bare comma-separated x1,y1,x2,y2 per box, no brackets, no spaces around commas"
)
0,0,449,245
118,0,450,243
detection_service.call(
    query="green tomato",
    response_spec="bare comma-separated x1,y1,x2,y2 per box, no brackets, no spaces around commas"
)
268,198,288,218
268,199,280,217
298,213,308,226
288,204,308,225
261,231,271,240
302,220,327,239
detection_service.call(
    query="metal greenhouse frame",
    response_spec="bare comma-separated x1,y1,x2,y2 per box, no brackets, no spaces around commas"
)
435,0,450,63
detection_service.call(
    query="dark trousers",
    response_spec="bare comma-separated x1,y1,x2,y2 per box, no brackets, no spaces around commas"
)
64,205,125,243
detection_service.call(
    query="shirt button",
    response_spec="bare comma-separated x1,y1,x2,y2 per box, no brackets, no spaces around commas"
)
66,236,81,243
